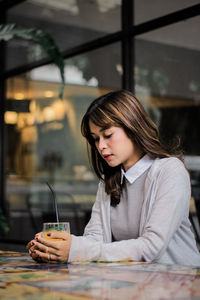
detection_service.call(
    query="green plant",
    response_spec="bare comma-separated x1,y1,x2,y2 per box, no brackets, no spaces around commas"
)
0,208,9,236
0,23,65,99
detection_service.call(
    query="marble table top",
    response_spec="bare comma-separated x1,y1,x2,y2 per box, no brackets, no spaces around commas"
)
0,250,200,299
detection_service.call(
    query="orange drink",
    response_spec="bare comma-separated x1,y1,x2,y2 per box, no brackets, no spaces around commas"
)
42,222,70,242
44,232,63,241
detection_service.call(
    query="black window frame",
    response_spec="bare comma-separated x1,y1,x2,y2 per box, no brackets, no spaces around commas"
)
0,0,200,216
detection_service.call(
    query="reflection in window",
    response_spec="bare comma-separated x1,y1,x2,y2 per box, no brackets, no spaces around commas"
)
135,16,200,200
134,0,200,25
7,0,121,70
5,42,121,239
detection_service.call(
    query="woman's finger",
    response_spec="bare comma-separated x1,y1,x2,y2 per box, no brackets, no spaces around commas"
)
31,240,59,259
31,252,41,261
33,249,57,263
46,231,71,241
26,240,35,250
29,245,37,254
35,236,61,250
31,240,51,253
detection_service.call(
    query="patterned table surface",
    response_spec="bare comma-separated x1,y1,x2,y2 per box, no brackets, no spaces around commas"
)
0,250,200,300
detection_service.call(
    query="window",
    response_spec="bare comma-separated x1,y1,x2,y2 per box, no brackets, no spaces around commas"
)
5,43,121,239
135,16,200,155
6,0,121,70
134,0,200,24
0,0,199,244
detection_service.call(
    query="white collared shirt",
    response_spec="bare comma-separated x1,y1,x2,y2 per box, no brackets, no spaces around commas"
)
111,154,154,241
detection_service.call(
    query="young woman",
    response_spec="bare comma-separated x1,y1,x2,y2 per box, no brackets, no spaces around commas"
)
27,90,200,266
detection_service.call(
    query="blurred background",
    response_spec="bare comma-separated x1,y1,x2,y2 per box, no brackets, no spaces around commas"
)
0,0,200,251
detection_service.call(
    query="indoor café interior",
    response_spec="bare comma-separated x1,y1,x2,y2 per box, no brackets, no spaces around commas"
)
0,1,200,299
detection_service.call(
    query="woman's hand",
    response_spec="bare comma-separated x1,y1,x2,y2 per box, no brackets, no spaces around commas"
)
26,232,72,263
26,232,43,263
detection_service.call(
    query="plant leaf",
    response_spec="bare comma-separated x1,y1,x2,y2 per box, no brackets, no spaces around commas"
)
0,208,9,236
0,24,65,99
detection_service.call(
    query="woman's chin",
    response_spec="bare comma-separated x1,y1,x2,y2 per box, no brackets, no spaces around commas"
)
106,161,119,168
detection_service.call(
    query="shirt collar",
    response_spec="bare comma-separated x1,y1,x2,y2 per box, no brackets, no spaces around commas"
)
121,154,154,184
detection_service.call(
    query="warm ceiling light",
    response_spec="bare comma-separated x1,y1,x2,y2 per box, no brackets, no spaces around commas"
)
15,93,25,100
26,114,35,126
17,116,25,129
44,91,54,98
43,106,55,122
52,100,65,120
29,100,36,113
4,111,18,124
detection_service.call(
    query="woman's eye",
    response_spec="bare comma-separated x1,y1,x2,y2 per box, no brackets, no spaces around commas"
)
104,134,112,139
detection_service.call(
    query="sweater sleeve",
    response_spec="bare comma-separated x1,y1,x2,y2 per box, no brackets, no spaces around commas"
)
68,181,108,262
68,158,191,262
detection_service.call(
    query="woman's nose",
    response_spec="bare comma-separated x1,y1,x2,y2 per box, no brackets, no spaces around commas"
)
98,137,107,151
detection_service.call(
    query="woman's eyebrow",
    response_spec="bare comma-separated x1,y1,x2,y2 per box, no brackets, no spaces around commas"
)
100,126,110,132
90,126,109,136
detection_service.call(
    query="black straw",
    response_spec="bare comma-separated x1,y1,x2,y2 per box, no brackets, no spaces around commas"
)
46,181,59,223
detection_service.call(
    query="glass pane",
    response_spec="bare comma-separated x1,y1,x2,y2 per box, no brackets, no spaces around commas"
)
5,42,121,242
134,0,199,25
6,0,121,70
134,16,200,187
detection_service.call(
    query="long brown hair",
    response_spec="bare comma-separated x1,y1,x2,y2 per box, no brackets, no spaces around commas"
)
81,90,182,206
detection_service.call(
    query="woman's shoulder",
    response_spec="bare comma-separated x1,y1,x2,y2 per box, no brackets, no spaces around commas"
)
95,180,111,205
154,156,184,167
97,180,107,196
149,156,188,178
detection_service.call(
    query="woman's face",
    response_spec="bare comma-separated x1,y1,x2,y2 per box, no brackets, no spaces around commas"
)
89,121,142,171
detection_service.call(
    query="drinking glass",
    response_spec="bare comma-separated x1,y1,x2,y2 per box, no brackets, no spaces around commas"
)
42,222,70,241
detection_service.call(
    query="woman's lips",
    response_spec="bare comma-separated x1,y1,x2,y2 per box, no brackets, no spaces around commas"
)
103,154,113,160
